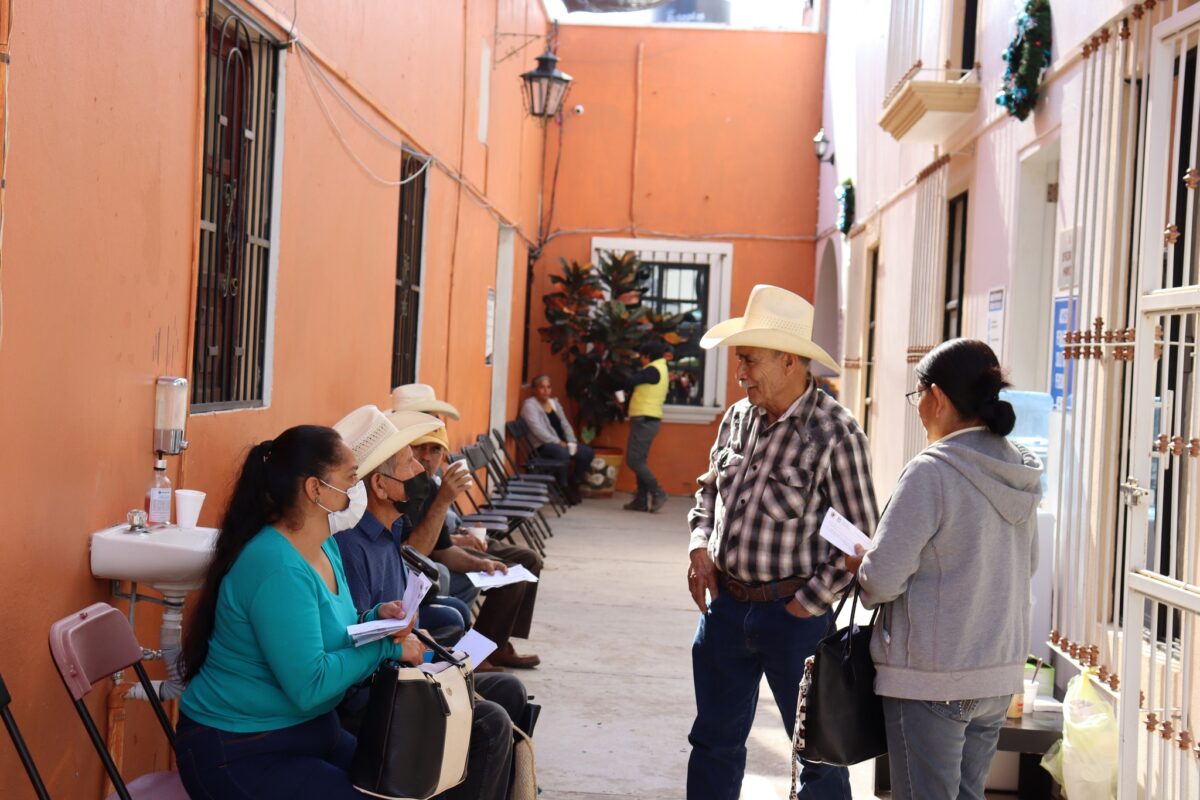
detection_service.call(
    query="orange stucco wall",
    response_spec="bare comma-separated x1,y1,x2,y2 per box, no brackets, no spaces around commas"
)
0,1,547,796
526,24,826,496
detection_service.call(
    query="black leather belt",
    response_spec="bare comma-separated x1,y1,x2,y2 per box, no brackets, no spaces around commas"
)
718,572,806,603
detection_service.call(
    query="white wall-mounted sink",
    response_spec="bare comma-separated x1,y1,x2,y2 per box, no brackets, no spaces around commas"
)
91,523,218,593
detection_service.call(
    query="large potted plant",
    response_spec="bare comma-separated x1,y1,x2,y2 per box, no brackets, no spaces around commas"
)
540,251,682,495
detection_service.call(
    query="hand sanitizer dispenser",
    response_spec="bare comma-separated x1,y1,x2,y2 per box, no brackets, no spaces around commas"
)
154,377,190,455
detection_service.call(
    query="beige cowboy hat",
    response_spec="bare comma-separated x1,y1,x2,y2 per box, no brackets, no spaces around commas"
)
334,405,444,476
391,383,461,420
700,284,840,374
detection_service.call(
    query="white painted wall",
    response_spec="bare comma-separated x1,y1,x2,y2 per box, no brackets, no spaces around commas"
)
819,0,1130,491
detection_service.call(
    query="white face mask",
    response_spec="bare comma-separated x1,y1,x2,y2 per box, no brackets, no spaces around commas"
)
318,479,367,535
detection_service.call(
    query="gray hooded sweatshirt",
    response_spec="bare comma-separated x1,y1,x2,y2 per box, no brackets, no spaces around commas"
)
859,428,1043,702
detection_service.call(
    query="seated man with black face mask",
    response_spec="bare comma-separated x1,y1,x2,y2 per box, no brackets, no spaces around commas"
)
333,406,526,800
388,454,476,645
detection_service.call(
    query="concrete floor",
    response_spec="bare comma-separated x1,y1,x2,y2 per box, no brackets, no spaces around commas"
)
511,493,881,800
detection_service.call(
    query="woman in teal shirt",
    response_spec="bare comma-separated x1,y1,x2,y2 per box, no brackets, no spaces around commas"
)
176,425,422,799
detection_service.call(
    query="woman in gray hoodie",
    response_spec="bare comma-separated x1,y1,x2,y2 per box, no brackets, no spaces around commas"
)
853,339,1042,800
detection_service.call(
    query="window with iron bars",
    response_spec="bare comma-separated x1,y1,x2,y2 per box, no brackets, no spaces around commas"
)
191,7,280,410
863,246,881,436
639,262,709,407
391,153,428,389
943,192,968,342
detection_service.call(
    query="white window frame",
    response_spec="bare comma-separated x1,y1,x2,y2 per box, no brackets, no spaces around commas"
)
591,237,732,424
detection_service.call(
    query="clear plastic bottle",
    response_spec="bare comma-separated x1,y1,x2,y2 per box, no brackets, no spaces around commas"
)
145,458,172,525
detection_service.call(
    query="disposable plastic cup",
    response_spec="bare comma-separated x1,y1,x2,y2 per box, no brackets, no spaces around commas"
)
1023,679,1039,714
464,526,489,547
176,489,206,529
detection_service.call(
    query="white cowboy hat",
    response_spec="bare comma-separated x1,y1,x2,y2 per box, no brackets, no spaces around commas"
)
334,405,444,476
391,383,461,420
700,284,840,374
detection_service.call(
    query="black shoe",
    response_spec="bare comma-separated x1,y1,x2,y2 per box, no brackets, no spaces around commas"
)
649,490,668,513
565,485,582,505
623,497,648,511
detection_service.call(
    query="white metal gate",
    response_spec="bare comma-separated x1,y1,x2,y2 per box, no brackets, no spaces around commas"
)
1119,5,1200,797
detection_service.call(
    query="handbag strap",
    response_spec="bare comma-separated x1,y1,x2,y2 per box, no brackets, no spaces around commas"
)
823,578,859,638
413,628,467,668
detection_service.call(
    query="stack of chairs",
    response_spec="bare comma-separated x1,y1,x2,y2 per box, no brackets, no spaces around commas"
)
447,419,585,556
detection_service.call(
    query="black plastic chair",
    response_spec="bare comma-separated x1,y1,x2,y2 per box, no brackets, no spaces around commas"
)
0,672,50,799
479,432,566,515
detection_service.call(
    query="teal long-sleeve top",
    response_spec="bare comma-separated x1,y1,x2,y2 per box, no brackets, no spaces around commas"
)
181,526,401,732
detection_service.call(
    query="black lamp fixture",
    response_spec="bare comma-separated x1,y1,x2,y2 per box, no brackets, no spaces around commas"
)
813,128,835,166
521,50,573,120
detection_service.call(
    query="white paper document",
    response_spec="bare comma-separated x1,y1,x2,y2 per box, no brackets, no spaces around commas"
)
451,629,498,670
465,564,539,589
819,507,873,556
347,568,434,646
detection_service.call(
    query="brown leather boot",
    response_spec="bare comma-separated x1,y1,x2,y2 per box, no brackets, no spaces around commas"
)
487,642,541,669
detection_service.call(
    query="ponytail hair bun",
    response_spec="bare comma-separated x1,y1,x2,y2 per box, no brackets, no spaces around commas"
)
915,339,1014,434
978,396,1016,436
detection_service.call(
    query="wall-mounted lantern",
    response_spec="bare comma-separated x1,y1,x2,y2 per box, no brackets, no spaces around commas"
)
521,50,573,120
813,128,835,166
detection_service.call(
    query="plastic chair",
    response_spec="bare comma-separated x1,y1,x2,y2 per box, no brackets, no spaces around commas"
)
0,672,50,799
49,603,188,800
478,432,565,516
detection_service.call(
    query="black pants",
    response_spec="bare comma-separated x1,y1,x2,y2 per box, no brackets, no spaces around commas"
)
473,540,544,647
626,416,662,499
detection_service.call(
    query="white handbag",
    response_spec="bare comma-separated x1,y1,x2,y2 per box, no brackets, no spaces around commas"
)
351,632,475,799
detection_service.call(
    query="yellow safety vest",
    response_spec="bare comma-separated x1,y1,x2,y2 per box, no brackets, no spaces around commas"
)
629,358,669,419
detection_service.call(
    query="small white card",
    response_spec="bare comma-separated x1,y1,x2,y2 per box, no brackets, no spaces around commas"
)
452,629,498,670
819,507,873,556
465,564,539,589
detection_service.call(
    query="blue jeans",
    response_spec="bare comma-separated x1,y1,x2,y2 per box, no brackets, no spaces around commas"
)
176,711,362,799
537,442,594,486
882,695,1010,800
420,596,471,645
688,592,851,800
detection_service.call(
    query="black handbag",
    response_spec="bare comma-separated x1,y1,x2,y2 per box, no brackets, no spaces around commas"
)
351,630,476,799
792,581,887,771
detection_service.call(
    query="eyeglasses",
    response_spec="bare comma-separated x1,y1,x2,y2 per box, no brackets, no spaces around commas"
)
905,387,928,407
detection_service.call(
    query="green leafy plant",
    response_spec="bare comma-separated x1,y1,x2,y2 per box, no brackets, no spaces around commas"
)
540,251,683,442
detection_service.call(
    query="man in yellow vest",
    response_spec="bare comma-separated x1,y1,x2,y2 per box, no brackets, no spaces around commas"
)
623,341,671,512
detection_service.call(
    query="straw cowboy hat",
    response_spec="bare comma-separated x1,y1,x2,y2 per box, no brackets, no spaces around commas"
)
334,405,444,476
391,383,461,420
700,284,840,374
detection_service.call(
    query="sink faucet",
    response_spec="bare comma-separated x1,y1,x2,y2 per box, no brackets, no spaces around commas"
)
125,509,150,534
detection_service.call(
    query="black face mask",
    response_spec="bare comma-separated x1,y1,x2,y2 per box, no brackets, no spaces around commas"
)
394,471,434,519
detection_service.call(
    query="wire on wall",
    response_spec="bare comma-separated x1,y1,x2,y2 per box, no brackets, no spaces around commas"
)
0,0,12,357
292,38,534,246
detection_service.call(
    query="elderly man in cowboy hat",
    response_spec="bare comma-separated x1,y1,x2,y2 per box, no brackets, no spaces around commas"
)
686,285,879,800
332,405,526,800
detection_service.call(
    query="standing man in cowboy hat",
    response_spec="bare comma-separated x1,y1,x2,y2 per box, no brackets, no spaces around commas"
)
686,285,879,800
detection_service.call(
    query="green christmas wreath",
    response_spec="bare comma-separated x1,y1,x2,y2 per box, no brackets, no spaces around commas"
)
836,178,855,236
996,0,1053,121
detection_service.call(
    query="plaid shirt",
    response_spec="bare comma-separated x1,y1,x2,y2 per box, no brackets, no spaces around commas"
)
688,379,879,615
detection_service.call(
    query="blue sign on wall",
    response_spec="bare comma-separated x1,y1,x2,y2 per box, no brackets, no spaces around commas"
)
1050,295,1077,410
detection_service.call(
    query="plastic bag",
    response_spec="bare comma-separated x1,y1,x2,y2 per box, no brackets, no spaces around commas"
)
1041,669,1117,798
